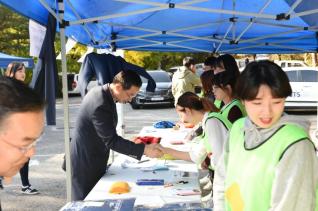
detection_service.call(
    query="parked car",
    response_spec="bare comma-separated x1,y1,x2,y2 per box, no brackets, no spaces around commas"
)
67,73,97,96
193,63,204,76
58,73,81,96
275,60,308,68
284,67,318,111
130,70,174,109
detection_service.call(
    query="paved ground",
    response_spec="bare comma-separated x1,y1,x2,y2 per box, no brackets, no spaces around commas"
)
0,96,317,210
1,96,178,211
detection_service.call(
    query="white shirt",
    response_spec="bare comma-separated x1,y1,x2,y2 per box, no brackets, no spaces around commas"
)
189,112,229,168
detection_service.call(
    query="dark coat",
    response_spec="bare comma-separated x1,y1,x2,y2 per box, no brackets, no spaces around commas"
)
78,52,156,97
70,84,145,200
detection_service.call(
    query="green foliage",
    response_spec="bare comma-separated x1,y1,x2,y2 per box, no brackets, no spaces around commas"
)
124,51,211,70
0,5,29,57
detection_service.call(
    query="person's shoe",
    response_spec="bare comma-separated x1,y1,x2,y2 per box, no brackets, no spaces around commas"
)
21,186,39,195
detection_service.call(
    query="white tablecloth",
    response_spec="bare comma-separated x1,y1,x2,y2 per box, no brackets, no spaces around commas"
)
84,126,201,208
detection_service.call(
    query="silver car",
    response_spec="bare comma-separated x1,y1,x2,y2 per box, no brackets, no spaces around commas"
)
130,70,174,109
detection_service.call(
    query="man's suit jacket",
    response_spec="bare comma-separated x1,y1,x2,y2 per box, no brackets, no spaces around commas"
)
70,84,145,200
78,53,156,97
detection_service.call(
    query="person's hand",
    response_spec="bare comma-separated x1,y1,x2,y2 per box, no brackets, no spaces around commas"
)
155,144,167,153
144,143,164,158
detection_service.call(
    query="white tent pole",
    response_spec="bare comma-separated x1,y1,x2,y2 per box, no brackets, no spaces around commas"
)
65,0,97,44
171,20,228,32
104,19,228,34
222,43,264,53
168,36,215,44
123,43,160,50
57,0,72,202
181,0,208,5
215,23,234,53
231,0,236,41
39,0,62,23
118,35,215,52
106,23,224,43
290,8,318,18
101,21,222,43
104,32,162,43
239,28,306,44
286,0,303,16
117,35,161,44
222,42,306,53
116,0,207,7
117,0,276,19
223,34,313,53
167,31,227,43
235,0,272,43
253,20,311,30
167,43,212,53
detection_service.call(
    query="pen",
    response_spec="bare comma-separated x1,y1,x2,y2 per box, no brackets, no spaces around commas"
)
138,159,150,164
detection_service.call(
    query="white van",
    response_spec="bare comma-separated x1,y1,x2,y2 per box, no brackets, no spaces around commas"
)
70,74,97,95
284,67,318,111
275,60,308,69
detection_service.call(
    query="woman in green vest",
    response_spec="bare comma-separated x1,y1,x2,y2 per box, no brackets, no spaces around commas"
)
212,70,245,123
160,92,231,167
159,92,232,206
200,70,215,103
213,60,318,211
213,54,240,110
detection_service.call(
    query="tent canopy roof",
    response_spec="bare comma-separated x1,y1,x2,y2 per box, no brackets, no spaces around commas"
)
0,52,34,68
1,0,318,53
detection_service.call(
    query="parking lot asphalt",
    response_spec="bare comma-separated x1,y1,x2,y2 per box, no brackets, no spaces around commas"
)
0,96,317,210
0,96,178,211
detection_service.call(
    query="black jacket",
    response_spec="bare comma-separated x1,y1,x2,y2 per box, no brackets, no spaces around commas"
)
70,84,145,200
78,52,156,97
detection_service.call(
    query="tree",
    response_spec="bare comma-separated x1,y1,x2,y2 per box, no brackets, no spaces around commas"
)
0,5,29,57
124,51,210,70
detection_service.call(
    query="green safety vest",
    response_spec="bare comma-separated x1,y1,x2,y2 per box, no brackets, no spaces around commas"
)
225,118,317,211
201,112,232,169
214,99,223,110
220,99,246,120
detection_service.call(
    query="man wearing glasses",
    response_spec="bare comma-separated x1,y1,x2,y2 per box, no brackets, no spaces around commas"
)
70,70,163,201
0,77,45,209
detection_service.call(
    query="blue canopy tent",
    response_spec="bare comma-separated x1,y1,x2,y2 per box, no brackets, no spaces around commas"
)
1,0,318,54
1,0,317,202
0,52,34,68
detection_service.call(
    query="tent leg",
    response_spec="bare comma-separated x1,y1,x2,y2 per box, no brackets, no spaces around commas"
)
58,0,72,202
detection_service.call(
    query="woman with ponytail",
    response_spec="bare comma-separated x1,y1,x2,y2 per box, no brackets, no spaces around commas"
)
159,92,232,204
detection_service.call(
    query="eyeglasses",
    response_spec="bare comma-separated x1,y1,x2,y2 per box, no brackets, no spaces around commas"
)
124,90,137,99
1,138,38,154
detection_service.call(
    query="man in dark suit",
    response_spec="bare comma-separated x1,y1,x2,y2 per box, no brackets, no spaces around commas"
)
70,70,162,200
